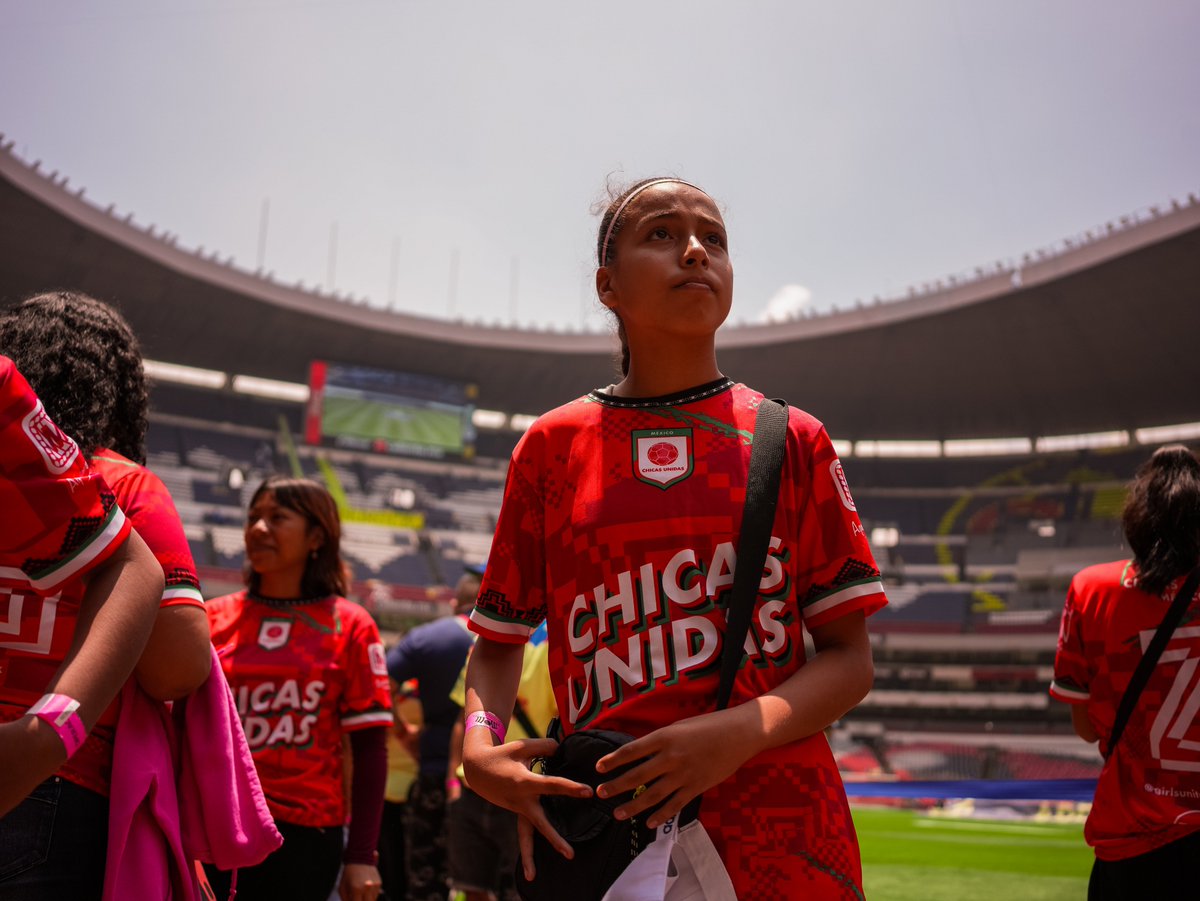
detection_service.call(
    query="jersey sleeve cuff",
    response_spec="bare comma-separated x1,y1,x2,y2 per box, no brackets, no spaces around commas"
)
340,709,396,731
468,608,535,643
28,504,131,595
160,585,205,609
803,581,887,629
1049,681,1090,703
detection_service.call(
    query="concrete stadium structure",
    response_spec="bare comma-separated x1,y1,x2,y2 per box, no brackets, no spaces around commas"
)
2,138,1198,443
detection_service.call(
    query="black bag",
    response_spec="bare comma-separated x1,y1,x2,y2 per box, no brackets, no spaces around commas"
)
516,398,789,901
519,727,670,900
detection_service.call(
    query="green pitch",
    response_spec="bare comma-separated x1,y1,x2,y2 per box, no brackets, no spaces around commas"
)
855,806,1092,900
322,395,463,451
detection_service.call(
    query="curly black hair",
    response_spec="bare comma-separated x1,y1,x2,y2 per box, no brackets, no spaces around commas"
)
0,291,149,463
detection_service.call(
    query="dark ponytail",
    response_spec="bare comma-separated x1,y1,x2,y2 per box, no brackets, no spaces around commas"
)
614,315,630,378
1122,444,1200,595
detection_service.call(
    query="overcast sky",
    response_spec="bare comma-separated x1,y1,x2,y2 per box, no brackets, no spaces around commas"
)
2,0,1196,332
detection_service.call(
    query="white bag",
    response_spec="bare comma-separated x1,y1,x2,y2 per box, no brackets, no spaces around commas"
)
601,818,737,901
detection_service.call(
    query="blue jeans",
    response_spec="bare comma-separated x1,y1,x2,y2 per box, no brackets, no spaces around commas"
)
0,776,108,901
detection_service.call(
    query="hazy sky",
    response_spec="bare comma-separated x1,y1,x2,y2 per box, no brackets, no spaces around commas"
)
2,0,1196,331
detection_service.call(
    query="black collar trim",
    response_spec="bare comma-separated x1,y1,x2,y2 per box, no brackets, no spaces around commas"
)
246,590,332,608
588,376,734,409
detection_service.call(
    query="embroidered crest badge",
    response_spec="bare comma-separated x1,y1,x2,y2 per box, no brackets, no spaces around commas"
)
22,400,79,475
258,617,292,651
632,428,694,489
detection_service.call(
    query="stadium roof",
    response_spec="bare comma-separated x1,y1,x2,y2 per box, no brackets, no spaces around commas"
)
2,140,1198,442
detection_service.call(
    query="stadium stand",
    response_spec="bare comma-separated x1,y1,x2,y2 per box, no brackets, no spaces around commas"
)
3,139,1196,801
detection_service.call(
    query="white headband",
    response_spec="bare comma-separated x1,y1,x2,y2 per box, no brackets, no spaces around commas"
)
598,178,705,267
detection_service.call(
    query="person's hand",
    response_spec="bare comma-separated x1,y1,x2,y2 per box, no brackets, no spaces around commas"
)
464,736,592,880
446,775,463,803
0,717,68,818
338,862,382,901
594,709,753,829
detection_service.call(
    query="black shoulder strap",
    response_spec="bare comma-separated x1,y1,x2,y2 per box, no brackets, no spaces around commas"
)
1106,566,1200,758
716,398,789,712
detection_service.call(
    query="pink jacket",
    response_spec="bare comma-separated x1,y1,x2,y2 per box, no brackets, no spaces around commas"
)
104,646,282,901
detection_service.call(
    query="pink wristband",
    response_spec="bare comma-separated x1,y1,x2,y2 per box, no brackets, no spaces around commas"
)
466,710,506,743
26,693,87,758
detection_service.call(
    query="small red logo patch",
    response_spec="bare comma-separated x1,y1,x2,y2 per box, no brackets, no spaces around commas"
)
647,442,679,466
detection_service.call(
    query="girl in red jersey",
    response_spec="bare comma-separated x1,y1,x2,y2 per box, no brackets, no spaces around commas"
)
0,354,164,899
1,293,216,900
462,178,886,900
206,476,393,901
1051,445,1200,900
0,293,214,705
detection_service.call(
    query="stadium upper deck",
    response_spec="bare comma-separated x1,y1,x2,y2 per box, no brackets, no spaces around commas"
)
1,137,1198,442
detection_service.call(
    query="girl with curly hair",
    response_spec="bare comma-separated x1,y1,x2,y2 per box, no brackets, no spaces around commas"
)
0,291,209,900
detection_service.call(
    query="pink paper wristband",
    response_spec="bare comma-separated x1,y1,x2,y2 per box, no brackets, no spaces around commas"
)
26,693,87,758
466,710,506,743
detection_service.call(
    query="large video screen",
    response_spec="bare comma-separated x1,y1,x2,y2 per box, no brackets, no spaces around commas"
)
306,361,476,459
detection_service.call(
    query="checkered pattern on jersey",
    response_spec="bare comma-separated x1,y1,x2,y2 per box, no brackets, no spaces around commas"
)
19,497,116,575
470,382,885,887
473,384,885,726
702,743,864,900
801,558,882,610
208,592,393,827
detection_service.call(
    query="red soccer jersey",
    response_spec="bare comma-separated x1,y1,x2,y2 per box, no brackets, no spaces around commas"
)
92,449,204,610
0,356,131,793
36,448,207,793
208,591,394,827
0,356,129,594
1051,560,1200,860
469,379,886,899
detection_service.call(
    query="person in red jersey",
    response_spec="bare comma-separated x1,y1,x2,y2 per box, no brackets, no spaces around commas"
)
0,292,212,709
0,354,164,899
206,476,393,901
1051,445,1200,900
462,178,886,900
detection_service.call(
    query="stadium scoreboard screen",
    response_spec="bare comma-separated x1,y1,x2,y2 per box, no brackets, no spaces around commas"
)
306,361,477,460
